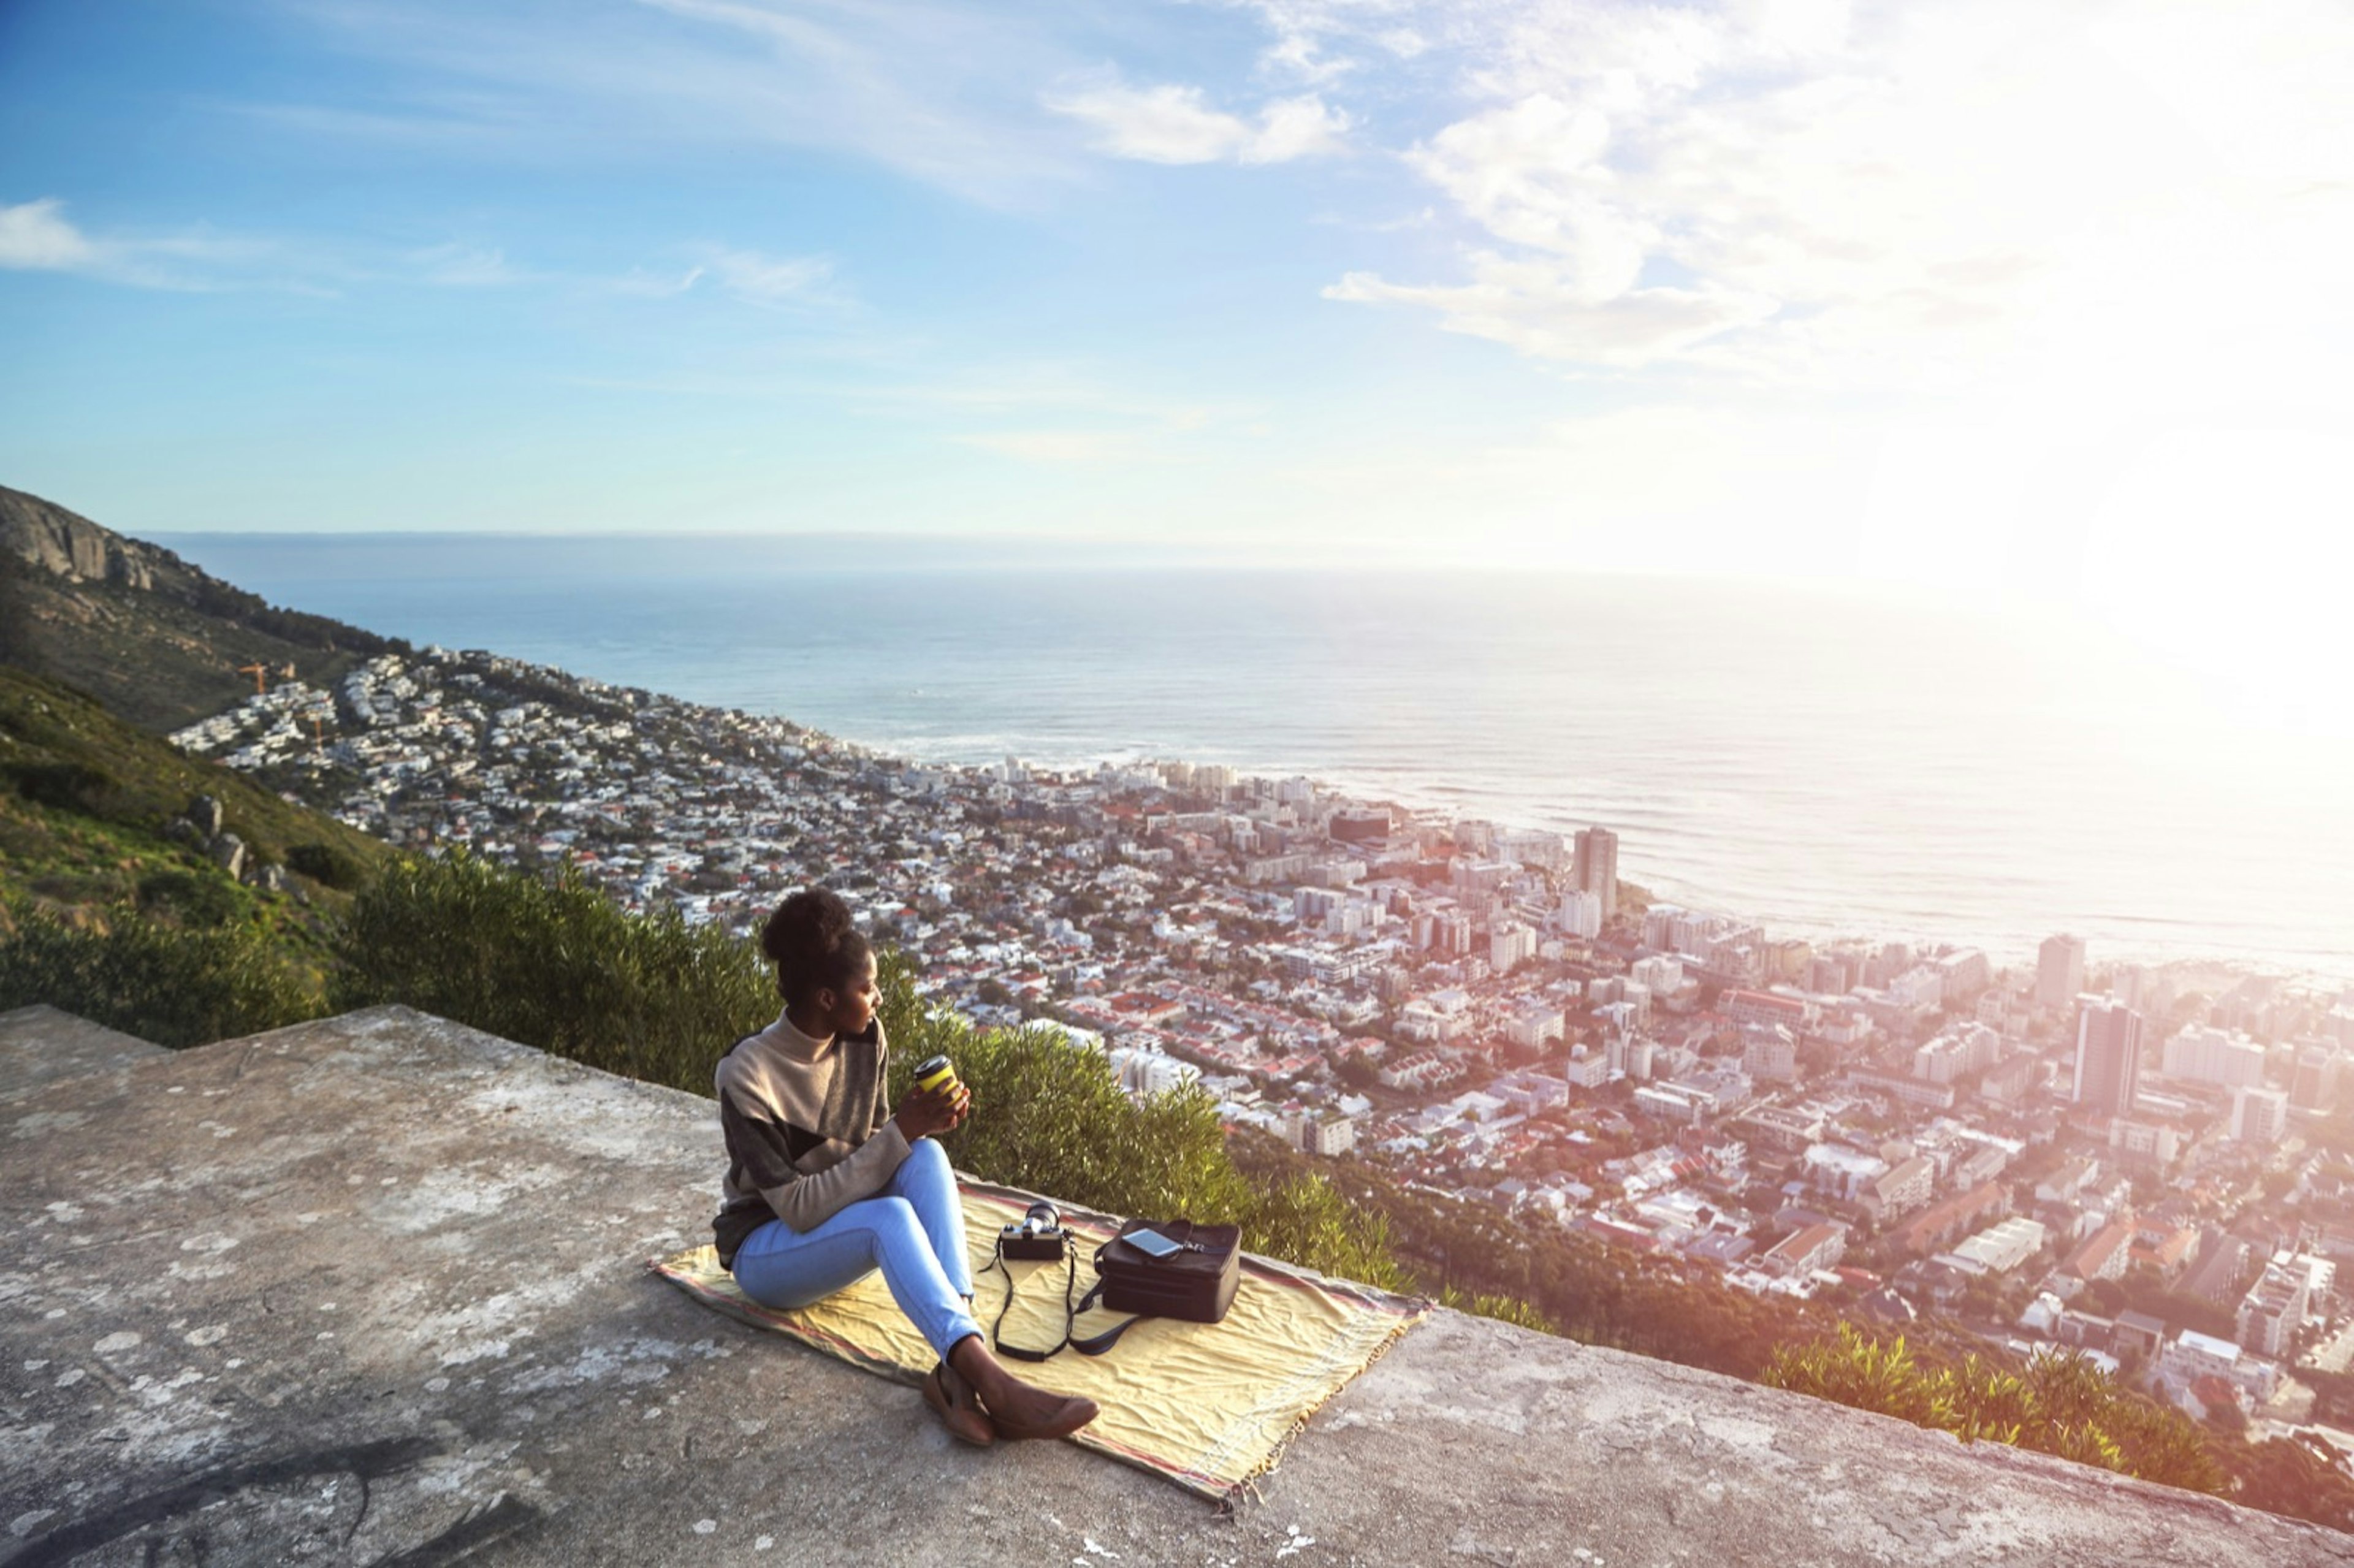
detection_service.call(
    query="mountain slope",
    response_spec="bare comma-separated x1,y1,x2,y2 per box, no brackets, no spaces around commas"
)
0,484,407,732
0,661,392,916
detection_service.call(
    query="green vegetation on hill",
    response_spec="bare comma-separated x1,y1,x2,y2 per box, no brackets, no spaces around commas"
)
1761,1323,2354,1529
1764,1325,2221,1491
0,905,319,1049
329,849,777,1084
0,664,395,1041
0,664,390,911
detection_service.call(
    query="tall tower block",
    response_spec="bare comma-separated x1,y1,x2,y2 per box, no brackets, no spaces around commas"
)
2073,999,2144,1117
1573,826,1620,923
2038,934,2086,1011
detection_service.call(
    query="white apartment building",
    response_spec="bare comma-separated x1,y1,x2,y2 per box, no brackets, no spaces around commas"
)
2157,1330,2279,1405
1561,1048,1609,1090
1491,922,1538,975
2231,1086,2290,1145
1914,1023,2002,1085
2161,1024,2268,1089
1507,1003,1567,1051
1553,889,1602,939
1948,1217,2047,1275
2237,1255,2310,1358
1742,1025,1800,1084
1630,954,1685,994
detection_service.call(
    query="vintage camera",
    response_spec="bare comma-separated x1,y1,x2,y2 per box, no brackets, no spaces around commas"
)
999,1201,1068,1262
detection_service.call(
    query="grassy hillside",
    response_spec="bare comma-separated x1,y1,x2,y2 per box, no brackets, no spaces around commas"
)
0,663,390,932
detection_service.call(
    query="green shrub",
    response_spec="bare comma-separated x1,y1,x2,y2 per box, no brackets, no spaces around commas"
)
1437,1285,1558,1334
874,955,1406,1288
137,869,246,928
287,841,367,892
0,900,321,1048
1763,1325,2224,1494
328,850,774,1092
6,761,118,815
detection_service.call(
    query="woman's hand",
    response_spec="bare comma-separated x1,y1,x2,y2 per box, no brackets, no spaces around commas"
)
892,1080,971,1143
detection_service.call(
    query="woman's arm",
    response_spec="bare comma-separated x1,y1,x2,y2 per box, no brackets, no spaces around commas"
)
721,1091,912,1235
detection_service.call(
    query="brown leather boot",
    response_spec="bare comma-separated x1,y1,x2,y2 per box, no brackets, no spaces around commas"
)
924,1360,997,1447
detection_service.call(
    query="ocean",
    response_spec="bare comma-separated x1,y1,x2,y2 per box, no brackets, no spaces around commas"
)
158,533,2354,983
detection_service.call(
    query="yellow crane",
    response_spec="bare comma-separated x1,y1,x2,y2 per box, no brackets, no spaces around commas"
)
234,660,297,696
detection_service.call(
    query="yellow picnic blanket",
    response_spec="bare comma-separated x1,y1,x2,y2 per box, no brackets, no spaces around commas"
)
650,1179,1428,1502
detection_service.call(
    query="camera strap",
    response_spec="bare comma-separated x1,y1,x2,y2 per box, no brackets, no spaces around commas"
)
984,1235,1141,1361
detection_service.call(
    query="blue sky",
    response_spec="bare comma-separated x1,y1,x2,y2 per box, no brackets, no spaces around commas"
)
4,0,2351,654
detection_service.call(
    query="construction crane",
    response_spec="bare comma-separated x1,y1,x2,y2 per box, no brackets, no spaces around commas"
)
234,661,297,696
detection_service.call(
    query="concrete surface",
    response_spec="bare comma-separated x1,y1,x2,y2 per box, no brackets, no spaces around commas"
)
3,1005,2350,1567
0,1006,167,1097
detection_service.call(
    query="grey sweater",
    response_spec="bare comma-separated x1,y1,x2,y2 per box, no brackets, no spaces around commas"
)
712,1011,910,1268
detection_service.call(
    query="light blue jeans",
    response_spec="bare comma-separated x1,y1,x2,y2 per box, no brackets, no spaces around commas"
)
729,1138,981,1360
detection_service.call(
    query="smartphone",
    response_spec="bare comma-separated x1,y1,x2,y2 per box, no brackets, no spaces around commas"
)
1126,1228,1184,1258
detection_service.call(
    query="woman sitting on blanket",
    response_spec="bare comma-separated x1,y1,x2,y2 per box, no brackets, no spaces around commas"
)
713,886,1099,1447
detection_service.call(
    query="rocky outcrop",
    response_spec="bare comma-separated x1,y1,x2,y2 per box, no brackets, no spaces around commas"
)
0,484,165,591
0,482,404,732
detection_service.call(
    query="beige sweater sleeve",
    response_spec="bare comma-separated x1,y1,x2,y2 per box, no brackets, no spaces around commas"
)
759,1119,912,1233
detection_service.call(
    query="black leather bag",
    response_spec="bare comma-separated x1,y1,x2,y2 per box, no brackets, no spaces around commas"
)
988,1217,1241,1361
1091,1217,1241,1324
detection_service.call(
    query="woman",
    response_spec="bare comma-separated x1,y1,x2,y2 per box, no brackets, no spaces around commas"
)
714,887,1098,1446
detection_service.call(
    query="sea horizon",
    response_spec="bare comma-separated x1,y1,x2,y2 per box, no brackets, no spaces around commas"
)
156,531,2354,987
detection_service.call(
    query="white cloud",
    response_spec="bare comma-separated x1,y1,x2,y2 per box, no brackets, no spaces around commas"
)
1326,256,1777,368
1045,78,1349,165
704,248,837,305
0,197,245,289
262,0,1086,205
1325,0,2354,400
0,199,102,272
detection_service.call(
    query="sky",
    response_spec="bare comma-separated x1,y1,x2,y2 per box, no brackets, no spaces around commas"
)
3,0,2352,721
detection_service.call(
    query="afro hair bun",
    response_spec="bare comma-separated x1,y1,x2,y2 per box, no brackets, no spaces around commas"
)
762,887,872,1008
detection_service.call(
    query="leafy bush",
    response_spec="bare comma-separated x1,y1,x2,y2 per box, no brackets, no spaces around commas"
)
0,899,321,1048
2224,1433,2354,1532
137,869,246,928
1763,1325,2223,1494
1437,1285,1559,1334
6,761,119,815
873,954,1407,1289
287,841,368,892
328,849,774,1092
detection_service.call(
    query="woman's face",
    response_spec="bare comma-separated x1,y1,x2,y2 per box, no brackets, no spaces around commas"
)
822,951,880,1038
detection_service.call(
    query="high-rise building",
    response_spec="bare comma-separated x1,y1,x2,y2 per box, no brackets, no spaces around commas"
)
2038,934,2087,1011
2292,1043,2341,1113
2230,1086,2289,1145
1573,826,1620,923
2073,999,2144,1116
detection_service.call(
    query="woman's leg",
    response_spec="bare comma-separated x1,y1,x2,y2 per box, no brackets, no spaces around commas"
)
729,1195,983,1361
880,1138,973,1302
